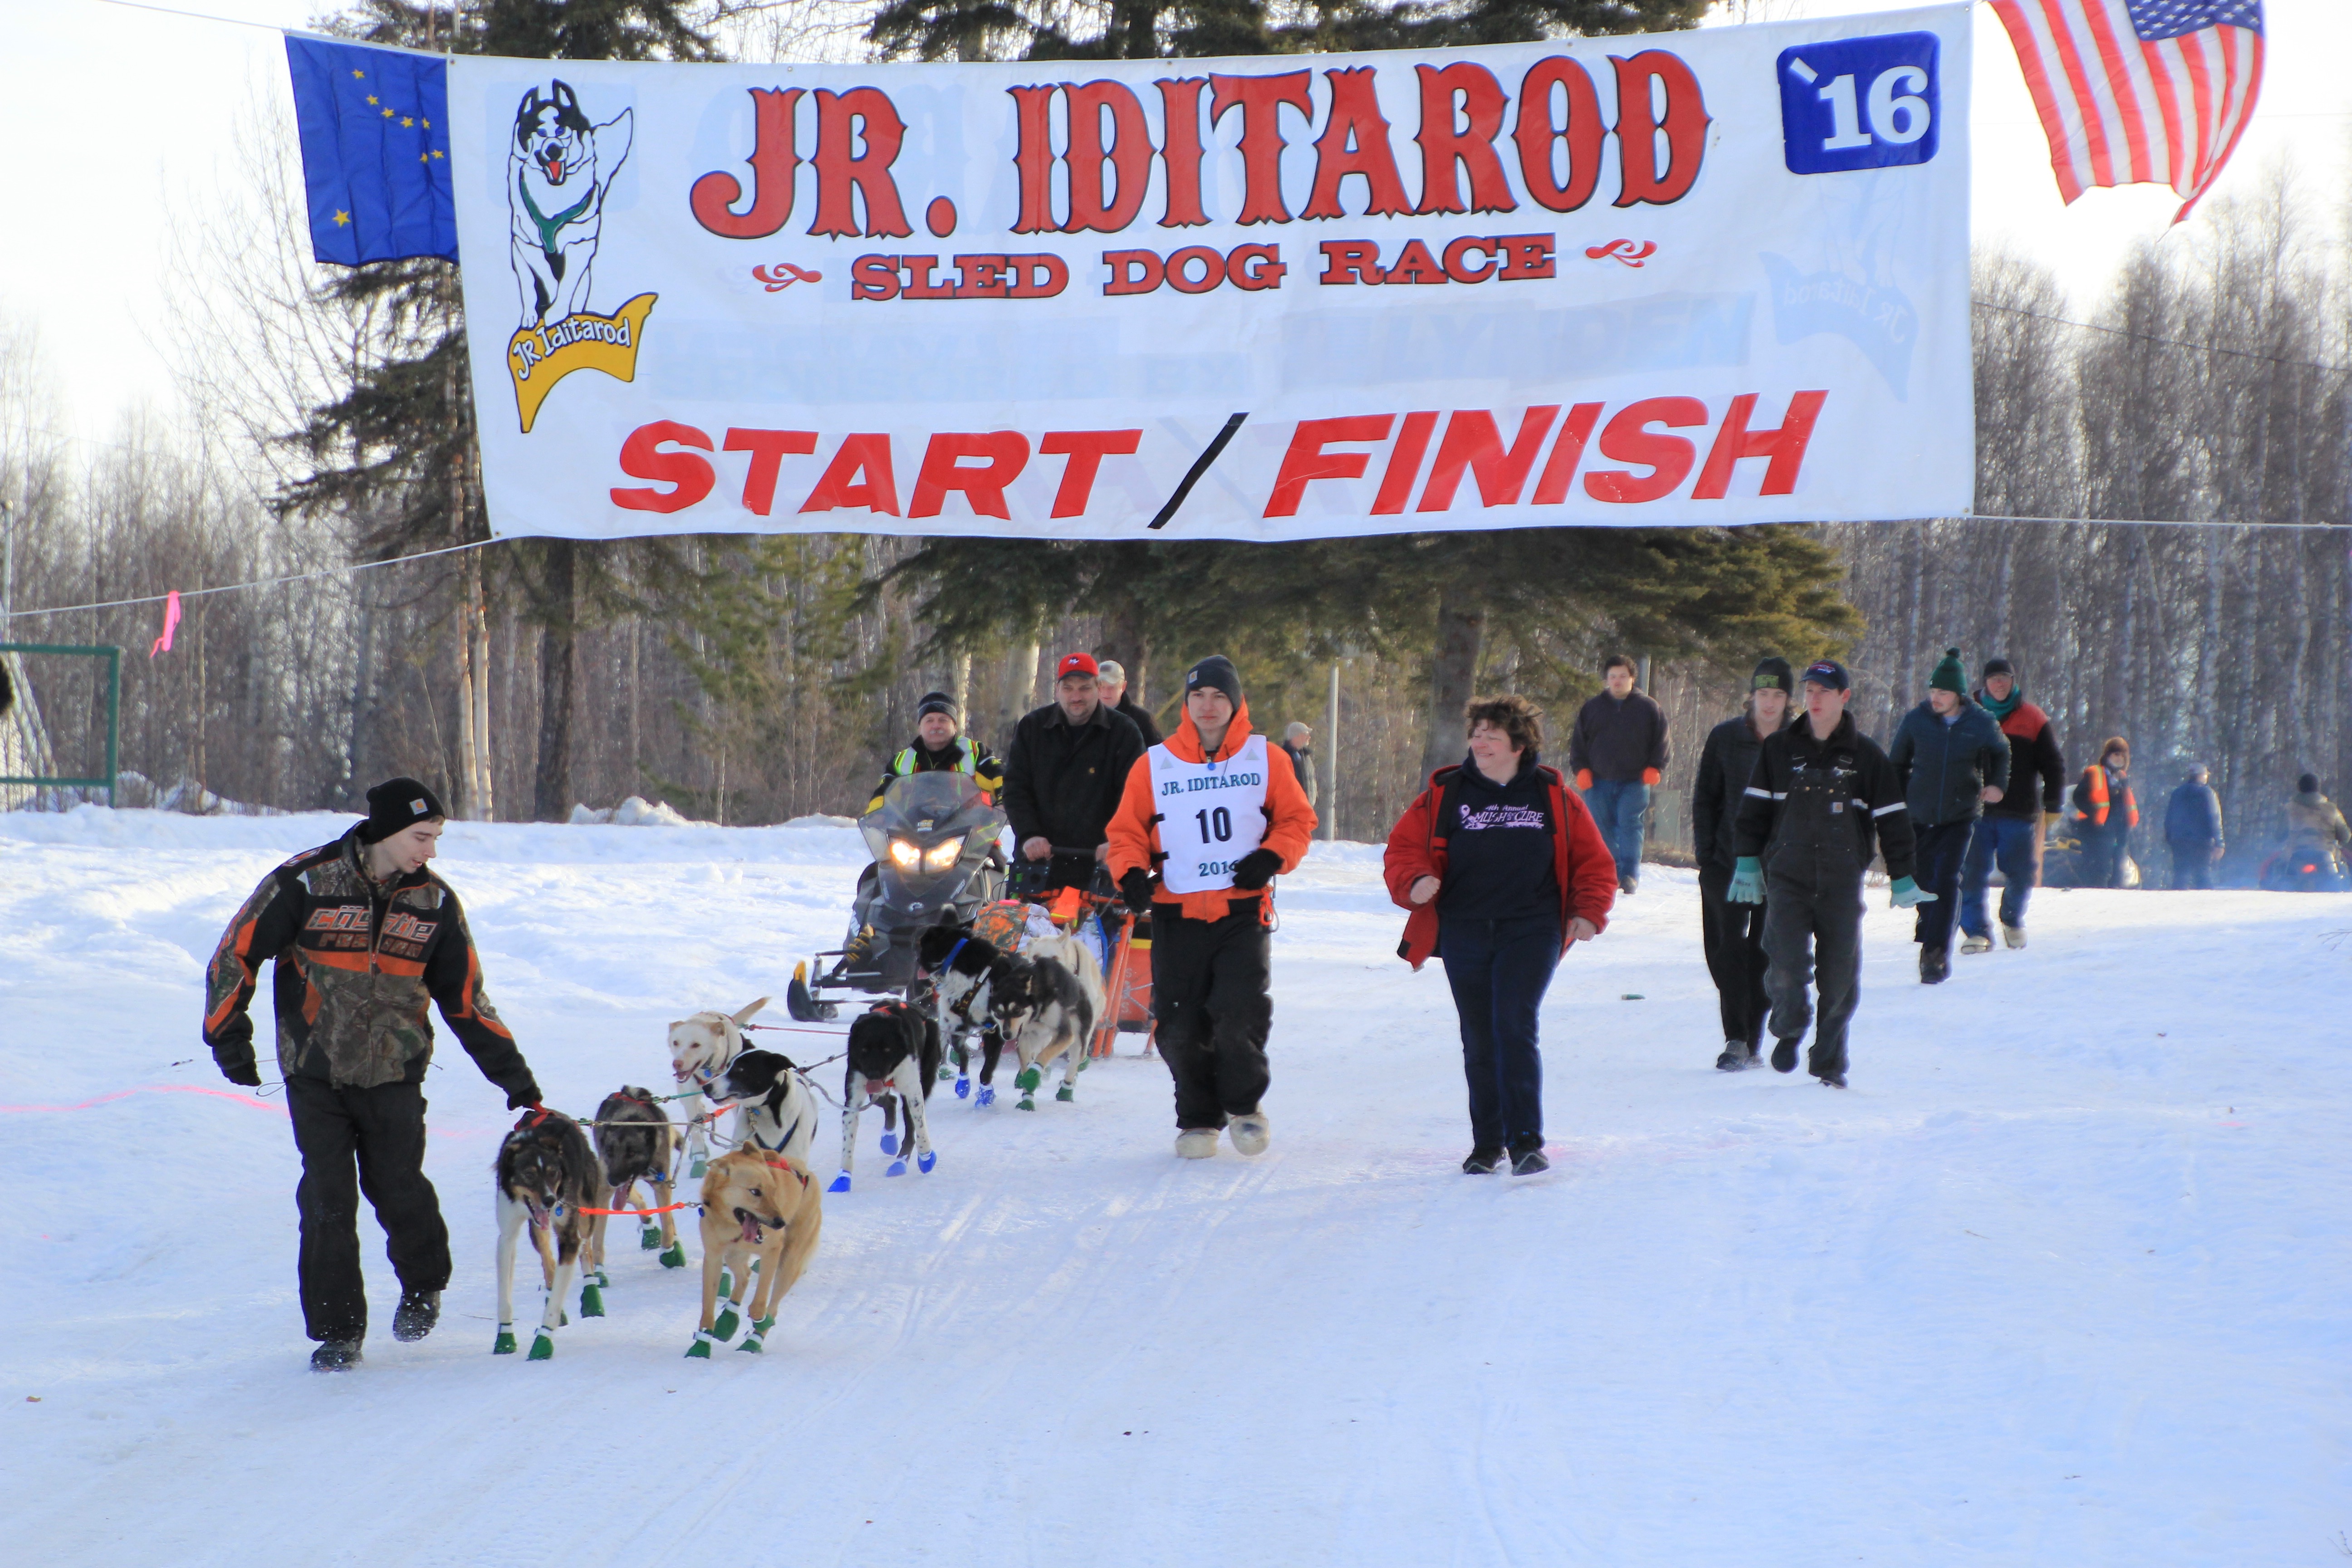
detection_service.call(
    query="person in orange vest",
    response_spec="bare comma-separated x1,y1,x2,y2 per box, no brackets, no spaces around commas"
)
2070,737,2139,888
1107,655,1316,1160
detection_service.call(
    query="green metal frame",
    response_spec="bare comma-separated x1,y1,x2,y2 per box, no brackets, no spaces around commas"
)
0,642,121,808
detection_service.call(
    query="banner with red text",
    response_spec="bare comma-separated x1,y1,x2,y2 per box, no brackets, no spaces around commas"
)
448,6,1970,540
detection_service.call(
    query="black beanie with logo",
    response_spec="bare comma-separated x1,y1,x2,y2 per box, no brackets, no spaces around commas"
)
358,777,447,843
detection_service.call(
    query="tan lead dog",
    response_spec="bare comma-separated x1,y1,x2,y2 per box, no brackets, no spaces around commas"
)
685,1148,821,1357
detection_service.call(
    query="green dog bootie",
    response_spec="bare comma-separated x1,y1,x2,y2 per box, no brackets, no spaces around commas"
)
713,1300,741,1341
580,1282,605,1318
1055,1084,1074,1102
685,1332,713,1360
658,1241,687,1269
527,1328,555,1362
492,1325,517,1356
1015,1065,1042,1092
639,1224,663,1250
688,1156,707,1180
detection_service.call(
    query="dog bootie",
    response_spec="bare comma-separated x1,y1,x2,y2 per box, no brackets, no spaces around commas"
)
879,1129,898,1156
917,1150,936,1174
688,1156,708,1180
392,1289,440,1343
885,1157,909,1177
640,1224,663,1250
686,1330,714,1360
955,1076,971,1099
527,1328,556,1361
579,1282,605,1318
712,1299,742,1341
1017,1093,1037,1112
1229,1111,1271,1157
310,1339,363,1372
658,1240,687,1269
828,1172,852,1194
937,1062,955,1083
491,1324,517,1356
1055,1083,1075,1102
1175,1128,1220,1160
1014,1065,1043,1093
738,1316,775,1354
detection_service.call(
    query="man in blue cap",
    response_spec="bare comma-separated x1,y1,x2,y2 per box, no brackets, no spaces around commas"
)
1728,662,1932,1088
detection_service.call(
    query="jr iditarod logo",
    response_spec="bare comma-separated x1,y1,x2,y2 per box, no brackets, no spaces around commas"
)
505,80,653,434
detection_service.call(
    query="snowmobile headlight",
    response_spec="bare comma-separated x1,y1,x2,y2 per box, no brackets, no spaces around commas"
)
887,838,922,870
923,837,964,872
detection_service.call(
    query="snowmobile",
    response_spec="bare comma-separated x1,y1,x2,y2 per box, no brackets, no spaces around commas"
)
785,770,1007,1022
2257,843,2349,892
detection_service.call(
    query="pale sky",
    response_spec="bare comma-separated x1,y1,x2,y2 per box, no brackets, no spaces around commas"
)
2,0,2344,449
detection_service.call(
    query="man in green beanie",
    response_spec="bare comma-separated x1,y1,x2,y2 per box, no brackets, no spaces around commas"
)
1888,649,2011,984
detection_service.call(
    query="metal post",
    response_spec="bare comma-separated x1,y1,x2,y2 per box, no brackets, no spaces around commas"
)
1319,662,1338,840
104,646,120,810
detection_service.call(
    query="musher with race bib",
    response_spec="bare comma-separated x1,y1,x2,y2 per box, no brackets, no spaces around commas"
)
1107,656,1317,1161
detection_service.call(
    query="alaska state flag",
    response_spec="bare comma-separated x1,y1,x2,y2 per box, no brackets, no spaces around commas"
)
285,36,457,265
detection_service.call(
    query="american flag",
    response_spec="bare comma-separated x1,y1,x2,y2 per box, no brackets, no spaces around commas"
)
1989,0,2266,221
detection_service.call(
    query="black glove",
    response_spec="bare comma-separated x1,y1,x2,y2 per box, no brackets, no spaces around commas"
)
1230,848,1283,891
506,1084,545,1112
217,1055,261,1088
1119,868,1157,913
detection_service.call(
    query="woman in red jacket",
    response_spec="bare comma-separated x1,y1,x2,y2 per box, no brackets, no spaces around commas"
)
1385,696,1617,1176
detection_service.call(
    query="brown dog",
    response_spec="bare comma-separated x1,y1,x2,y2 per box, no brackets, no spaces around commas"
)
686,1148,821,1357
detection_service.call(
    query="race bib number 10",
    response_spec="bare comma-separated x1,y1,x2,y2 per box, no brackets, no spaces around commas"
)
1149,735,1272,895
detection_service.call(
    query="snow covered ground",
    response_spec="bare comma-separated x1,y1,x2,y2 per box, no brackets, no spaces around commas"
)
3,808,2348,1566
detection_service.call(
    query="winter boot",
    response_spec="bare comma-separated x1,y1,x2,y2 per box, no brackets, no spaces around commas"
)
1462,1147,1504,1174
1508,1141,1550,1176
1815,1068,1848,1088
1618,873,1639,895
1959,932,1993,956
1174,1128,1220,1160
2000,923,2028,950
1919,945,1950,984
1228,1110,1271,1157
1770,1037,1800,1073
391,1289,440,1343
310,1338,363,1372
1715,1039,1756,1071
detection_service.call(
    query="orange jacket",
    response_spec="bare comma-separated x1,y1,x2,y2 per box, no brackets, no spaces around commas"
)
2078,763,2138,829
1107,699,1318,923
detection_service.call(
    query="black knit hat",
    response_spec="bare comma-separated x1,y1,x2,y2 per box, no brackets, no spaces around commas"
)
1982,657,2015,680
358,777,446,843
1750,656,1794,694
1183,654,1243,709
2299,772,2321,794
915,690,959,722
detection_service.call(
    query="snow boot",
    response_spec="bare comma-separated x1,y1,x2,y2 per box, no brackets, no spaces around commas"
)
1175,1128,1220,1159
1462,1147,1504,1174
2000,923,2028,950
1816,1068,1848,1088
391,1289,440,1343
1919,945,1950,984
1715,1039,1756,1071
1960,933,1993,956
1229,1110,1271,1157
1508,1142,1550,1176
1618,873,1638,895
310,1338,363,1372
1770,1037,1800,1073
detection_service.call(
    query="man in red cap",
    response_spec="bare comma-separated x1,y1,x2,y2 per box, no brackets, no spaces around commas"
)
1001,652,1147,894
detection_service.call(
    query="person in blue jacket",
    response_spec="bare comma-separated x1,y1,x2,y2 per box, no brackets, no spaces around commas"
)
2163,764,2225,889
1888,650,2010,986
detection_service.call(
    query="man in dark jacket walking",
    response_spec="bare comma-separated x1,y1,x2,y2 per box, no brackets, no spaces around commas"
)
1961,657,2066,951
1691,657,1794,1070
2164,765,2225,888
203,778,543,1371
1094,659,1163,748
1888,649,2010,985
1002,652,1146,895
1729,662,1931,1088
1569,654,1669,895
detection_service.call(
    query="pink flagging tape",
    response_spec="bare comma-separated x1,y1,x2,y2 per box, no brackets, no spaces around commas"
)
0,1083,279,1114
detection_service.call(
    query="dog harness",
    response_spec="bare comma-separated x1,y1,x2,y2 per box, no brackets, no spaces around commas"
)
516,165,593,263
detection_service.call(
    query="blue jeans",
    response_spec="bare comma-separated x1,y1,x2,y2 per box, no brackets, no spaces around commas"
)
1439,912,1562,1153
1961,815,2043,934
1911,821,1974,951
1583,779,1650,883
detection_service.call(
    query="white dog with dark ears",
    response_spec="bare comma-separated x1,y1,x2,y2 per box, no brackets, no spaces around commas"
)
508,79,632,328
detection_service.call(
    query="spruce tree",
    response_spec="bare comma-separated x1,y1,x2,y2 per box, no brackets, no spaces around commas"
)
287,0,716,819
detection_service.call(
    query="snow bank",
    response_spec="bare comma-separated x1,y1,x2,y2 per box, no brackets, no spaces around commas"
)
3,816,2347,1566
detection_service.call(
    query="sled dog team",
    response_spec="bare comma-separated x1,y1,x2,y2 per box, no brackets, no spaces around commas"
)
492,899,1110,1361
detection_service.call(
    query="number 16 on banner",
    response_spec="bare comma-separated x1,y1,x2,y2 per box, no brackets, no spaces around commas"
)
1779,33,1941,175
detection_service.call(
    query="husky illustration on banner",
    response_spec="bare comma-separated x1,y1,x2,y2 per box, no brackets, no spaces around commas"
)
504,80,656,434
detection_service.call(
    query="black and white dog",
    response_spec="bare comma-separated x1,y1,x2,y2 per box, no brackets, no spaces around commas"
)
494,1108,610,1360
719,1049,819,1169
987,937,1106,1111
916,920,1012,1104
508,80,633,328
831,1002,941,1193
